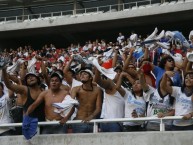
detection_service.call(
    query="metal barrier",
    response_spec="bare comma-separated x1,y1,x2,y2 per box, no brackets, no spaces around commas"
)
0,116,190,133
0,0,165,23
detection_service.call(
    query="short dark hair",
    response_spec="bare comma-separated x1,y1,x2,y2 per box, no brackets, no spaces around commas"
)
159,56,174,70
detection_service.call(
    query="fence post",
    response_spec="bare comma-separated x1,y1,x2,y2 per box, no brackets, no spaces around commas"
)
37,126,40,135
160,119,165,131
93,122,98,133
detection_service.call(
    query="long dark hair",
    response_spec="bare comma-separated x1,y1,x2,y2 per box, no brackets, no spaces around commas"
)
181,71,193,93
158,77,174,106
131,79,143,98
0,82,4,95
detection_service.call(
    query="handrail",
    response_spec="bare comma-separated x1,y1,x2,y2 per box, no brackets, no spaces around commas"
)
0,116,190,133
0,0,162,23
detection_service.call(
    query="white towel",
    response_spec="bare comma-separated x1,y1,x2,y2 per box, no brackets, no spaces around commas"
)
7,58,25,74
189,30,193,40
145,27,158,41
52,95,79,117
27,57,37,73
89,57,117,80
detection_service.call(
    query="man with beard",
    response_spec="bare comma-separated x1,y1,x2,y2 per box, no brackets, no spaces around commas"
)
71,69,102,133
26,72,75,134
2,67,45,138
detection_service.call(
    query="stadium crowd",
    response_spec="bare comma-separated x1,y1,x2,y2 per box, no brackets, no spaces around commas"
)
0,28,193,139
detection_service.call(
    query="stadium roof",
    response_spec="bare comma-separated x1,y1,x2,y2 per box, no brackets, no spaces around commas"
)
0,0,99,9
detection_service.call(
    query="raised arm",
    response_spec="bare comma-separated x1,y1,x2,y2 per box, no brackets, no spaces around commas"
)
160,73,173,94
2,67,26,94
179,55,188,73
94,67,110,89
63,58,73,85
63,58,73,74
41,60,50,86
115,72,127,97
112,49,118,68
123,48,135,71
138,69,149,92
143,47,149,60
8,74,20,84
19,62,28,82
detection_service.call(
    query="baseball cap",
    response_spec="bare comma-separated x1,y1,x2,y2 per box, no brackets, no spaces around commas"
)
25,72,40,85
80,69,94,77
50,72,63,82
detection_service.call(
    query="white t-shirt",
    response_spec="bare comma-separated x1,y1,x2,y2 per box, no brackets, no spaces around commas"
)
102,91,125,119
0,93,13,133
117,35,125,44
71,78,82,89
145,86,174,125
171,86,193,126
124,90,146,126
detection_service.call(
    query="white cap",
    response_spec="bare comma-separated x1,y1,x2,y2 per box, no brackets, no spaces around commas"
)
187,52,193,62
80,69,94,77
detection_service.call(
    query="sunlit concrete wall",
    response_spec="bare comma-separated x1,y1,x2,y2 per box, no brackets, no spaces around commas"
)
1,131,193,145
0,2,193,32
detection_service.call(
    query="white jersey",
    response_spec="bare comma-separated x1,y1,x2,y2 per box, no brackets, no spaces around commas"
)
171,87,193,126
102,91,125,119
124,90,146,126
71,79,82,89
145,86,174,125
0,93,13,133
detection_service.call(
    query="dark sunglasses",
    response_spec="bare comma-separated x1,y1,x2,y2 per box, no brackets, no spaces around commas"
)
167,59,174,62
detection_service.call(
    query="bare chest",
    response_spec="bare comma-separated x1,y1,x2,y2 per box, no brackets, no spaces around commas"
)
77,89,97,103
45,94,65,106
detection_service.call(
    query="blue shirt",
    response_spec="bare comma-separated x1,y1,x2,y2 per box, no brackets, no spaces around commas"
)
153,66,182,88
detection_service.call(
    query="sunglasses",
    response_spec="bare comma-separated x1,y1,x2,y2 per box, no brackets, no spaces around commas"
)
167,59,174,62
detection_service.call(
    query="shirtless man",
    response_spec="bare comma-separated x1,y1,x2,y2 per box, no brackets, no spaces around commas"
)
71,69,102,133
26,72,74,134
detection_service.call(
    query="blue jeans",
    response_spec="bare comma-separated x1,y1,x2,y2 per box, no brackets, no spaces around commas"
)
72,123,93,133
41,125,67,134
100,123,123,132
172,124,193,131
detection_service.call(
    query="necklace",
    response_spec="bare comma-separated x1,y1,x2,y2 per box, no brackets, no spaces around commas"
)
81,85,93,91
51,91,56,97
